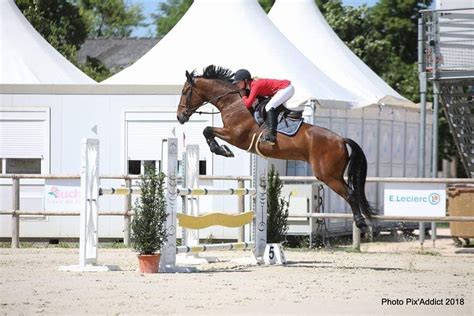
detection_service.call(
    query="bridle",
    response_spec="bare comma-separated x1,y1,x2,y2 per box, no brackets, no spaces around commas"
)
178,83,242,116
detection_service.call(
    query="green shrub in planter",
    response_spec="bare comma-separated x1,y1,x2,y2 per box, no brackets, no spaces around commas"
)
131,166,168,254
267,165,289,244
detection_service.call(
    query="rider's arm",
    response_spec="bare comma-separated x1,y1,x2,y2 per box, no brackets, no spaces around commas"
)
242,81,262,109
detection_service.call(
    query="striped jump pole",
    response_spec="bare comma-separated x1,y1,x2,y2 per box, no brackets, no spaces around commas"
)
177,188,256,196
98,187,256,197
98,187,257,196
99,187,140,196
177,242,255,254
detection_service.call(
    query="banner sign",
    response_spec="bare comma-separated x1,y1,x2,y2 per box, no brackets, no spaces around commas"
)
44,179,81,211
384,183,446,217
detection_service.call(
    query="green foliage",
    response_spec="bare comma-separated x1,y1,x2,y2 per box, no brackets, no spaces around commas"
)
15,0,138,81
153,0,193,36
15,0,87,60
321,0,432,101
131,166,168,255
322,2,390,75
370,0,431,64
205,234,215,244
78,0,146,37
79,56,113,82
259,0,275,12
267,165,289,244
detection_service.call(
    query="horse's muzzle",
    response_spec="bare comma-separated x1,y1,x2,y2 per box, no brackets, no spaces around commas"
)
177,112,189,124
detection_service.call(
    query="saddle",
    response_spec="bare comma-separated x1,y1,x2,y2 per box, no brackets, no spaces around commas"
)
252,98,304,137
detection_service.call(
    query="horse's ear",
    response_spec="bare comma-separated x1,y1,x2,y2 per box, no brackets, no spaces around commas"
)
185,70,192,85
185,70,192,82
186,70,195,86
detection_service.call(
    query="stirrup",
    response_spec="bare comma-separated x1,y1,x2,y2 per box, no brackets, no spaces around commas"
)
260,130,276,145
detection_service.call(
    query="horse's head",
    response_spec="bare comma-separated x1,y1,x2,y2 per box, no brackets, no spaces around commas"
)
177,70,206,124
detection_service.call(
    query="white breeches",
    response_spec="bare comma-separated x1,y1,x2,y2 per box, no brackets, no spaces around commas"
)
265,84,295,111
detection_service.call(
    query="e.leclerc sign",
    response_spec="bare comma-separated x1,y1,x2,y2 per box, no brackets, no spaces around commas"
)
384,183,446,217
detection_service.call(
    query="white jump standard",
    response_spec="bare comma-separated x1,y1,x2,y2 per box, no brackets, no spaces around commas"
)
159,142,268,272
59,139,116,272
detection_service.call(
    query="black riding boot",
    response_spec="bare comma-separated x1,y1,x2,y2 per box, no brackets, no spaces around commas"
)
261,108,278,145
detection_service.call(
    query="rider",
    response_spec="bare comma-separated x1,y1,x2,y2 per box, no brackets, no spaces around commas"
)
232,69,295,145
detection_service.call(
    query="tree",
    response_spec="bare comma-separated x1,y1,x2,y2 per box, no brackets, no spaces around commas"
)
259,0,275,12
320,1,391,77
153,0,193,36
16,0,141,81
153,0,276,36
15,0,88,61
80,56,112,82
319,0,433,101
131,166,168,255
370,0,431,64
78,0,146,37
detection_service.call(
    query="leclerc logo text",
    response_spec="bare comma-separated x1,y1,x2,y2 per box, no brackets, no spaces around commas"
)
388,193,441,205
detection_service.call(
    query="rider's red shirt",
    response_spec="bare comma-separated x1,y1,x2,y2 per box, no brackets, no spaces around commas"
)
242,78,291,109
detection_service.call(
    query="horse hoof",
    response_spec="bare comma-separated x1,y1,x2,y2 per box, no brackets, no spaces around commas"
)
220,145,234,157
355,218,368,232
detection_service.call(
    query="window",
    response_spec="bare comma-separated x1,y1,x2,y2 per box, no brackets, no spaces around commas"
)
1,158,41,174
143,160,156,175
0,107,50,175
128,160,141,175
127,160,161,175
199,160,207,175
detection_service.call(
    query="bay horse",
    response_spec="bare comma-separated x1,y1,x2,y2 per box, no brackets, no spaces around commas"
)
177,65,376,231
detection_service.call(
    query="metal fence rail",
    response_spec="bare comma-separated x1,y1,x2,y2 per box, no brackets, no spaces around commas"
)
1,174,473,249
1,208,473,251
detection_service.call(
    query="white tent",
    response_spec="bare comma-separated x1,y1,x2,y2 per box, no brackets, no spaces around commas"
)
0,0,95,84
104,0,367,108
268,0,413,108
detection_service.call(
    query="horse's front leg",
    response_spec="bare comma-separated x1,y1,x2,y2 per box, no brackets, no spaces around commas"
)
203,126,234,157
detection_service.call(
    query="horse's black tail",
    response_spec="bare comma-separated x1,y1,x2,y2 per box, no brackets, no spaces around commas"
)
344,138,377,219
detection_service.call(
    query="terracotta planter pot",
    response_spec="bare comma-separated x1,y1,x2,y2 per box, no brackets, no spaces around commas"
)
137,253,161,273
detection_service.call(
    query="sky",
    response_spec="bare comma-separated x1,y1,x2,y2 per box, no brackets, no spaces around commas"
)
129,0,380,37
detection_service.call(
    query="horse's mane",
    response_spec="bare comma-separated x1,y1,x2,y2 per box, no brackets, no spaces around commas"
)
198,65,234,83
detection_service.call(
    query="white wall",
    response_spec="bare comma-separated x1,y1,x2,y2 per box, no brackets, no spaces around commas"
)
0,91,431,239
0,92,251,239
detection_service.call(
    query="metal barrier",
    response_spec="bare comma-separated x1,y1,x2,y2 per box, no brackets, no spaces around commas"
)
2,173,473,251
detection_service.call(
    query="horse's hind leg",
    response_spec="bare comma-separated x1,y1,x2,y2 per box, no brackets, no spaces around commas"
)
325,178,368,231
309,159,368,231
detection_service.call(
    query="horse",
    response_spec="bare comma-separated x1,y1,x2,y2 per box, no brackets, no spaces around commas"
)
177,65,376,231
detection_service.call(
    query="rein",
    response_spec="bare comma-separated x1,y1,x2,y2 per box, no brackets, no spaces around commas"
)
181,87,242,116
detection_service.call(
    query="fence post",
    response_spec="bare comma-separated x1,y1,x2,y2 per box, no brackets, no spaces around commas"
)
11,177,20,249
419,222,425,250
123,177,132,246
238,178,245,242
352,221,361,251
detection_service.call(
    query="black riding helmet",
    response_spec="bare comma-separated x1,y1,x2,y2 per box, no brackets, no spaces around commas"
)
233,69,251,83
